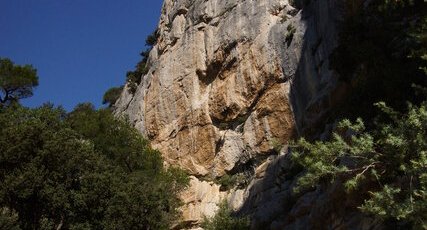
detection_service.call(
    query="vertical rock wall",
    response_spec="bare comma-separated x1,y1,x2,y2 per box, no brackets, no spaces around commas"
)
115,0,372,228
116,0,298,177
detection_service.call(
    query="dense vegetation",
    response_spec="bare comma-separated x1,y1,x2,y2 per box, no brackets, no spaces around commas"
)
0,59,188,230
292,0,427,228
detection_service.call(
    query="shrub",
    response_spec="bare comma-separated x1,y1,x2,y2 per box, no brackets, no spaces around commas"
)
293,3,427,227
216,174,242,191
102,86,123,107
285,24,296,46
202,201,250,230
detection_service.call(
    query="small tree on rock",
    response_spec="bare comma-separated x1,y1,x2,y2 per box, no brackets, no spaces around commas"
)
102,86,123,107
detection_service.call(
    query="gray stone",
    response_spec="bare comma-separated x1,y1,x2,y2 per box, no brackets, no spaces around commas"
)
115,0,382,229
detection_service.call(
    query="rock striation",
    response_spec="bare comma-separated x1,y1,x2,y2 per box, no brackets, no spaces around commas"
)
115,0,376,228
116,0,298,178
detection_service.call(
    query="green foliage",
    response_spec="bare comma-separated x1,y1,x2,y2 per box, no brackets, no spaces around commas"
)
126,49,150,94
103,169,188,230
280,14,288,23
67,103,155,172
270,137,284,154
215,174,242,191
293,3,427,227
126,31,158,94
202,201,250,230
0,104,189,229
0,105,102,229
0,58,38,106
285,24,296,46
0,208,20,230
102,86,123,107
292,100,427,228
145,30,158,47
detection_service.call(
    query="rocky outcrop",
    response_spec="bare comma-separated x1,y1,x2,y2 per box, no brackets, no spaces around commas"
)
115,0,372,228
116,0,298,177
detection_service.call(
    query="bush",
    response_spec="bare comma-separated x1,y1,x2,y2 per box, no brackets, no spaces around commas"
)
285,24,296,46
202,201,250,230
102,86,123,107
216,174,242,191
145,30,158,47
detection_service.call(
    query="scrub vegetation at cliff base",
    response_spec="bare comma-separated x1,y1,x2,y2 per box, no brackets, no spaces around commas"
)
0,59,189,230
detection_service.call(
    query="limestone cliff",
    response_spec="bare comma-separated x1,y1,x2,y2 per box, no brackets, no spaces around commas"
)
116,0,298,178
115,0,374,229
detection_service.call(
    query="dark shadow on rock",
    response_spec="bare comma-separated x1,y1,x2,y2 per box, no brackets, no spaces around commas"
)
236,151,383,230
235,0,383,229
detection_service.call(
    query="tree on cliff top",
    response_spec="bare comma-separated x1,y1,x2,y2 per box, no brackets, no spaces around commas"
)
0,58,38,107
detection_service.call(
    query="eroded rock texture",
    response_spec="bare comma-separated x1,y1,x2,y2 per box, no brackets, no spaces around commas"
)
116,0,299,177
115,0,373,228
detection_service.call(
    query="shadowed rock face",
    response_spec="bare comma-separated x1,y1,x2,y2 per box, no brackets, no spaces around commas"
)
115,0,365,228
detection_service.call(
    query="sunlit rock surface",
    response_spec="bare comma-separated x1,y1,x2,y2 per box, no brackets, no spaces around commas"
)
115,0,377,228
116,0,297,177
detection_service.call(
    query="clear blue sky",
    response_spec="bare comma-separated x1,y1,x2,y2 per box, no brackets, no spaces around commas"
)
0,0,163,111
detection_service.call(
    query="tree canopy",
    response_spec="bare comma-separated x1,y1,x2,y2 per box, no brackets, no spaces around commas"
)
0,58,38,107
292,100,427,229
0,104,188,230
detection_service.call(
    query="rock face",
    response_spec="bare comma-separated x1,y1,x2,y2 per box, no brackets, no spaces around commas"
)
116,0,298,177
115,0,375,228
179,177,226,225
